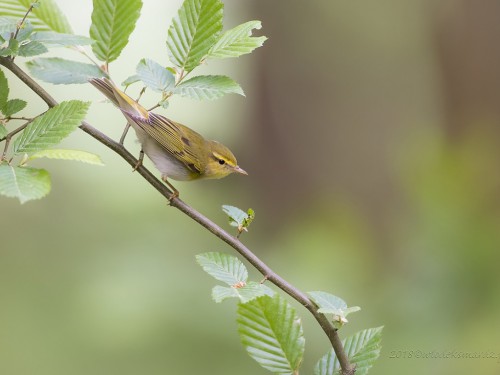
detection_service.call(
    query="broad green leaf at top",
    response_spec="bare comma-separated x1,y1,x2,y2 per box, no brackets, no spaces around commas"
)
175,75,244,100
90,0,143,63
0,0,72,33
167,0,223,73
208,20,267,59
0,165,51,204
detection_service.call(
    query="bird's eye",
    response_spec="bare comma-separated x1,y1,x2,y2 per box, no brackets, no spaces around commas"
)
218,159,226,165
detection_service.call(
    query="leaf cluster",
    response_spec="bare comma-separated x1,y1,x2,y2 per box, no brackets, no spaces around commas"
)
197,247,382,374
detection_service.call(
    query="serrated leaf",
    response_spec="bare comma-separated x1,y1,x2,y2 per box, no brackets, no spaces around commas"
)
13,100,90,154
27,149,104,166
0,0,72,33
0,164,50,203
238,294,305,374
0,69,8,109
89,0,143,63
136,58,175,93
166,0,223,72
2,99,27,117
18,40,47,57
212,282,274,303
26,57,103,84
175,75,243,100
222,205,254,234
314,327,384,375
196,252,248,286
308,291,360,323
31,31,93,46
0,16,18,34
208,20,267,59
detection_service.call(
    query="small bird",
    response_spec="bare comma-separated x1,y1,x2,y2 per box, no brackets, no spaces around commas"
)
89,78,247,199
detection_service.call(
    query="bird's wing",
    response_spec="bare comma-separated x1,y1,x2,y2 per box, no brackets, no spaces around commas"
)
130,112,205,174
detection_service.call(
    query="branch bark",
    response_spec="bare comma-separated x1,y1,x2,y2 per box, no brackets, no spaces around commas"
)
0,56,355,375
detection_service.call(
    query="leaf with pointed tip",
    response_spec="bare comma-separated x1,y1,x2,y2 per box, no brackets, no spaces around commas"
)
166,0,223,72
208,20,267,59
0,0,72,33
0,125,7,139
31,31,93,46
314,327,383,375
196,252,248,286
90,0,143,63
13,100,90,154
136,58,175,93
26,58,104,84
2,99,27,117
238,295,305,374
28,149,104,166
18,41,48,57
0,165,51,203
175,75,243,100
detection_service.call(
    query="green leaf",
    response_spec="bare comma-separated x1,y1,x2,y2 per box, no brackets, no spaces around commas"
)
0,0,72,33
0,164,51,203
175,75,244,100
27,149,104,166
208,20,267,59
13,100,90,154
222,205,255,234
2,99,27,117
314,327,384,375
238,294,305,374
136,58,175,93
0,38,19,57
308,291,360,326
15,19,33,42
0,124,7,139
0,69,8,109
196,252,248,286
26,57,104,84
0,16,18,34
166,0,223,72
31,31,93,46
89,0,143,63
121,74,140,87
18,40,48,56
212,282,274,303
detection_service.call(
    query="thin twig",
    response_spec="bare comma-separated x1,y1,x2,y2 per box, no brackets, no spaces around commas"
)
0,56,355,375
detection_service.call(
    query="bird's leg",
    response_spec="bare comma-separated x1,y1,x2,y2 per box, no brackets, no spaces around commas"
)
162,176,179,202
132,149,144,171
119,122,131,144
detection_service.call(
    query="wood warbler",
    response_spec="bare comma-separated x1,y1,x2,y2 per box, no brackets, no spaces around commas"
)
89,78,247,198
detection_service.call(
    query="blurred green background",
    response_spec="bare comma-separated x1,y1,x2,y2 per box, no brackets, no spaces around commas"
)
2,1,500,374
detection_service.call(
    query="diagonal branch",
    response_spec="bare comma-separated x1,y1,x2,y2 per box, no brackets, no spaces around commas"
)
0,56,355,375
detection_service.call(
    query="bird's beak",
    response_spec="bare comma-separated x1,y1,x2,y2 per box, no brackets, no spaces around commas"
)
234,166,248,175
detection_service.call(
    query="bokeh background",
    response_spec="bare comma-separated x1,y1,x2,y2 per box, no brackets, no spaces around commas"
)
1,0,500,374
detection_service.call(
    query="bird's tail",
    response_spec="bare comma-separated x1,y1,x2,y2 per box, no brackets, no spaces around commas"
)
88,78,149,120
